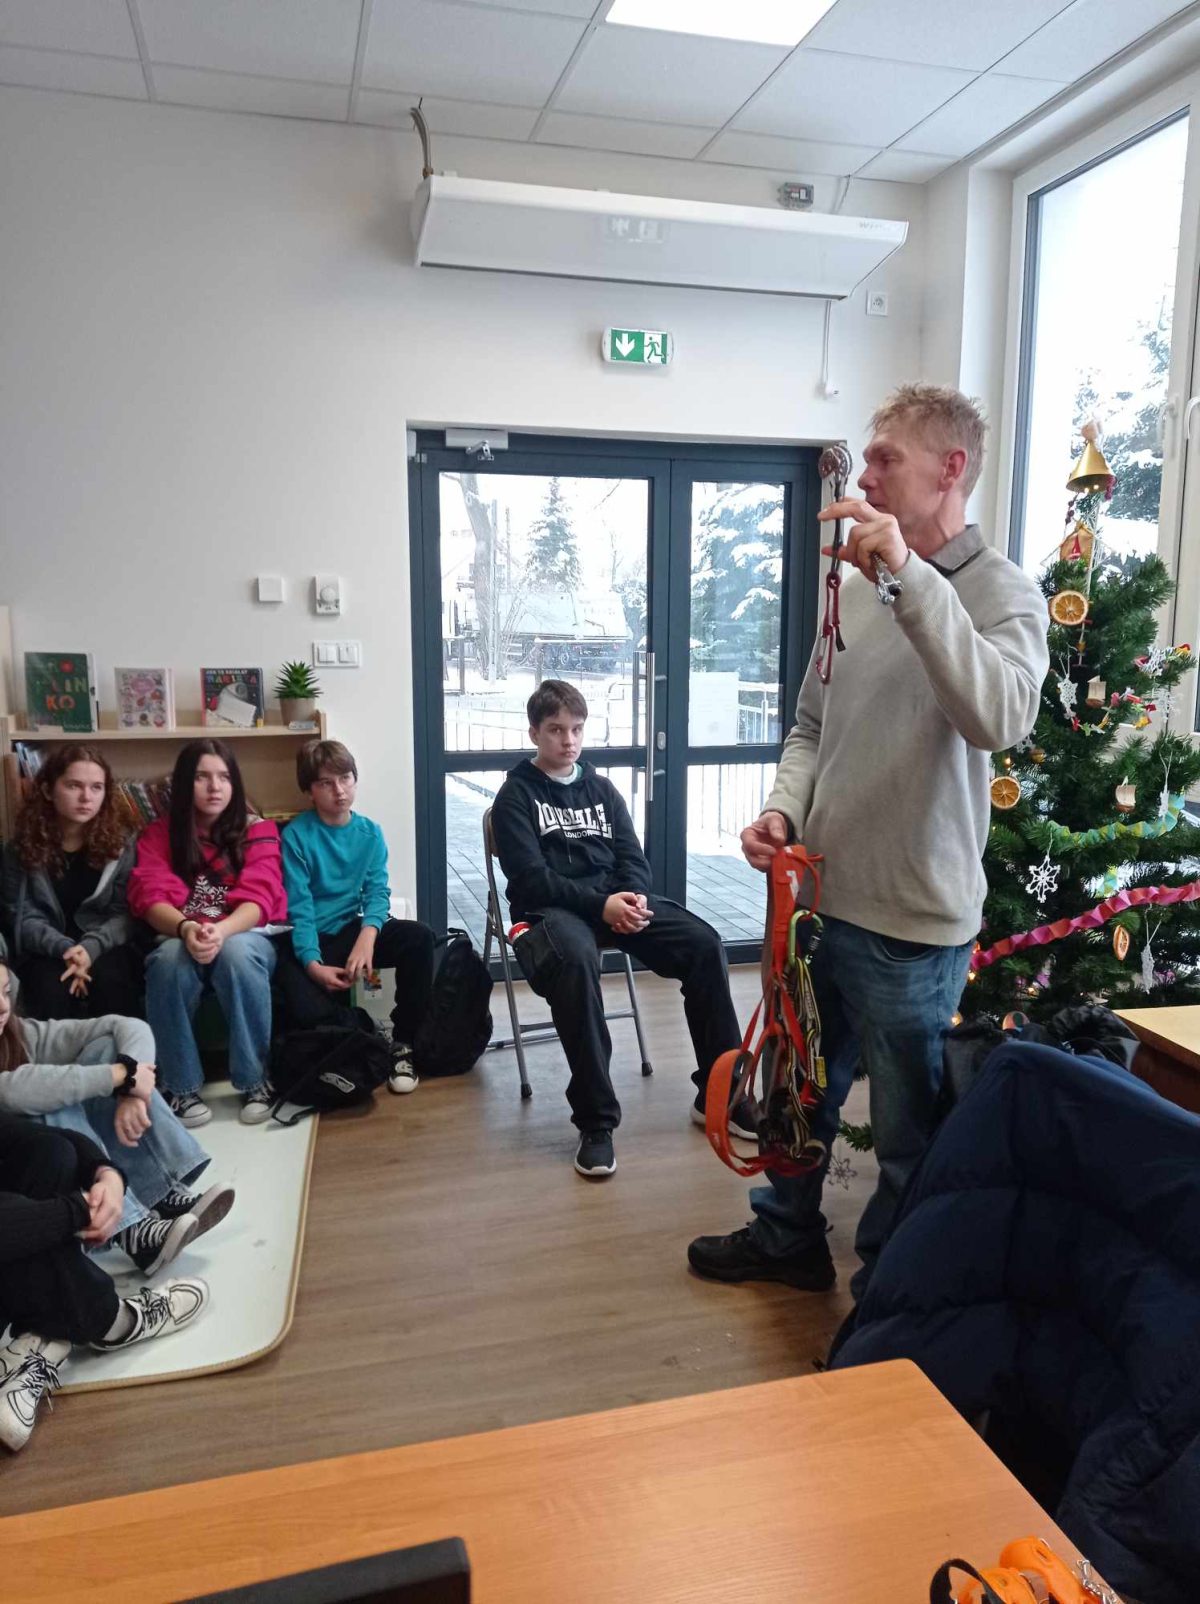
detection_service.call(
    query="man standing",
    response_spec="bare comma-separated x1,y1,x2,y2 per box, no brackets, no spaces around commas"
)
688,385,1050,1300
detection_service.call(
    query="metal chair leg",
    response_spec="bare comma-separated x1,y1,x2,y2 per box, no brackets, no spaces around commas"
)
496,922,532,1099
623,953,653,1076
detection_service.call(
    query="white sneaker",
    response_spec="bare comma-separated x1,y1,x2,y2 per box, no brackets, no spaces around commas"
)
239,1084,274,1124
387,1044,419,1095
91,1278,209,1350
0,1333,70,1452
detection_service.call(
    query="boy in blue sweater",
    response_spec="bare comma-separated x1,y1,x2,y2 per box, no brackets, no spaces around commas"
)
278,741,434,1094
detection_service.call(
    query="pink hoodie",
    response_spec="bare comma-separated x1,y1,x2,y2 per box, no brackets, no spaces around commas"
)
128,816,287,926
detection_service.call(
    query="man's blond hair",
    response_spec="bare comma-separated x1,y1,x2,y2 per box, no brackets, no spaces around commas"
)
870,384,987,497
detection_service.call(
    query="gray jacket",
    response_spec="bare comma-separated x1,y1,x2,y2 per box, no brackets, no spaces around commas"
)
2,840,135,962
0,1013,155,1114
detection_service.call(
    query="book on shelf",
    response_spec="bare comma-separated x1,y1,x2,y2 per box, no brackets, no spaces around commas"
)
201,667,265,729
12,741,46,781
114,776,172,829
24,651,99,733
114,667,175,731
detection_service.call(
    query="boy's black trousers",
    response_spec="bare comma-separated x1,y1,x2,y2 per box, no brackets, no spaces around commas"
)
276,917,435,1045
513,897,741,1131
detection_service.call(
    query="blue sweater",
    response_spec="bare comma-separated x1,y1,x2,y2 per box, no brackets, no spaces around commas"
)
282,811,390,967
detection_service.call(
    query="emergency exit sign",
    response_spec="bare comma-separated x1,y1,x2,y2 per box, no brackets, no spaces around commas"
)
601,327,674,366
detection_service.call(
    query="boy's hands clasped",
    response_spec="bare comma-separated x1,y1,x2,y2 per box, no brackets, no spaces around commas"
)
603,892,653,935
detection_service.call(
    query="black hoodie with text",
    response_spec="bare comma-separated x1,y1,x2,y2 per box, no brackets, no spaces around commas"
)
491,758,651,925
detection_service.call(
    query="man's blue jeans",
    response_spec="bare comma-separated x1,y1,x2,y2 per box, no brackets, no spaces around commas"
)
145,932,277,1095
749,914,973,1300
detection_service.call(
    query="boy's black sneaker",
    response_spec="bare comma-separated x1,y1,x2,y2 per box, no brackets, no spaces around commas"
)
574,1129,617,1178
691,1091,759,1143
687,1227,835,1290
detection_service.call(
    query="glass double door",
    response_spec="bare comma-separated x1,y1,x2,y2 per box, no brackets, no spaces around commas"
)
409,434,818,962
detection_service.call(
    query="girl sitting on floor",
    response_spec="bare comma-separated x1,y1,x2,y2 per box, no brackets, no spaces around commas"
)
0,961,234,1277
128,738,287,1127
2,745,143,1020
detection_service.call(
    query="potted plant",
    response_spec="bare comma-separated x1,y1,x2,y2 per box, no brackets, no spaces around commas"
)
274,661,322,728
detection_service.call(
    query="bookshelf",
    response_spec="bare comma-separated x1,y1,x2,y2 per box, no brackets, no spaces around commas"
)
0,711,328,840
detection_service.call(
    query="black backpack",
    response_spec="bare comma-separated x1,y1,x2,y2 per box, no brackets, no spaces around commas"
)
412,930,493,1077
268,1009,392,1125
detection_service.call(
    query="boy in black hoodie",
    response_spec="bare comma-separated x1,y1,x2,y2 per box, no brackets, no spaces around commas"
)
491,680,749,1178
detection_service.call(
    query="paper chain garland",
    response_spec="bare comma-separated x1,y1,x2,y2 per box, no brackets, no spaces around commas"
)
1042,793,1186,851
971,878,1200,972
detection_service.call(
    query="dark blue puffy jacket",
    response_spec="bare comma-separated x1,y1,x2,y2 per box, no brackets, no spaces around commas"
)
830,1042,1200,1604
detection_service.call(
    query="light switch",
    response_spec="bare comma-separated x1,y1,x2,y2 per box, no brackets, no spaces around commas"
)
313,642,337,666
256,575,284,604
313,640,361,668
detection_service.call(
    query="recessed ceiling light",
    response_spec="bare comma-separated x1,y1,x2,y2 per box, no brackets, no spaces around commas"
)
605,0,837,49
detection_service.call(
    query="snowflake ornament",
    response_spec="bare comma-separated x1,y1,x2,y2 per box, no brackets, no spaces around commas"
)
1025,849,1060,905
1057,675,1077,718
1142,645,1169,678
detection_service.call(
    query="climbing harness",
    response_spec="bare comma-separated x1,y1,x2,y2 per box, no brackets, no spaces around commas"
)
705,845,828,1177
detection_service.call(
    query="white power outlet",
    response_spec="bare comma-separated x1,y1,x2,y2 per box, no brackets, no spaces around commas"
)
866,290,889,317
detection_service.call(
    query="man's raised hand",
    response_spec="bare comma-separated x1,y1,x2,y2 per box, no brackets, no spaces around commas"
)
819,497,909,582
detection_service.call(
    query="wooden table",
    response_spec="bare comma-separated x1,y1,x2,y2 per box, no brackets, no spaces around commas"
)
0,1360,1094,1603
1117,1005,1200,1114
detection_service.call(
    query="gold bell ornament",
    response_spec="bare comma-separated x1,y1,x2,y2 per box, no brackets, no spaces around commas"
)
1115,777,1136,814
1067,419,1115,498
1086,676,1106,707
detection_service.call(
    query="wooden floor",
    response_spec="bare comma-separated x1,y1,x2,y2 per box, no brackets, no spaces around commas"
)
0,968,876,1517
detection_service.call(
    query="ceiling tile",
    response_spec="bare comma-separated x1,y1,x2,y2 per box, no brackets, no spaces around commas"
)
154,65,351,120
0,0,139,57
799,0,1069,71
363,0,586,103
893,71,1067,156
999,0,1190,79
537,111,715,158
452,0,599,13
0,43,148,97
735,48,973,145
138,0,362,83
855,149,956,182
556,26,788,125
705,129,880,175
356,88,538,139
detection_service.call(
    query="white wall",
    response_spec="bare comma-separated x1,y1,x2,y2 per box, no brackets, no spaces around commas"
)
0,87,926,900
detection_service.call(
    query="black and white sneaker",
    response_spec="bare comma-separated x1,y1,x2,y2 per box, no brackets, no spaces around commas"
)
387,1043,419,1095
154,1182,235,1242
165,1089,212,1128
574,1129,617,1178
691,1090,759,1144
113,1212,199,1276
0,1334,70,1452
239,1084,273,1125
90,1278,210,1351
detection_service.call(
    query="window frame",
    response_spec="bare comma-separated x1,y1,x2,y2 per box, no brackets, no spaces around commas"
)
994,71,1200,674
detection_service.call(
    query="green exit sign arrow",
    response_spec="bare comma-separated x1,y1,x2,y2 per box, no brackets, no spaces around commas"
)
601,327,674,366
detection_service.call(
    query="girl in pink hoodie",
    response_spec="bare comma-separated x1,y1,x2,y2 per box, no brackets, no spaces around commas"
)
128,739,287,1127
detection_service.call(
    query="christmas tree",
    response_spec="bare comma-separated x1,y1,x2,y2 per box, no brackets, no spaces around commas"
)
965,421,1200,1021
526,477,581,591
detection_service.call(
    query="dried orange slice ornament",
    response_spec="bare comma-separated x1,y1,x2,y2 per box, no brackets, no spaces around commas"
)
990,776,1022,810
1113,925,1131,961
1049,590,1088,626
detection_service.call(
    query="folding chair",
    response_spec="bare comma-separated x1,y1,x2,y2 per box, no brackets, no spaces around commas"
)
481,807,653,1100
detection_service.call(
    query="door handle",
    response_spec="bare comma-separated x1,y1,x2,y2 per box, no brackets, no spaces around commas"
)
1185,395,1200,447
643,651,666,802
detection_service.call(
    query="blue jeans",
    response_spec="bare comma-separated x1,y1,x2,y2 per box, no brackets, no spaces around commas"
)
145,932,277,1095
749,914,973,1301
40,1032,210,1233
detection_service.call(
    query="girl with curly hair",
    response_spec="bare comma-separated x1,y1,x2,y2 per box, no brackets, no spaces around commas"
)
2,746,143,1020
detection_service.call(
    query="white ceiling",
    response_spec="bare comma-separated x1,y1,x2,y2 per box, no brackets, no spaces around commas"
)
0,0,1194,184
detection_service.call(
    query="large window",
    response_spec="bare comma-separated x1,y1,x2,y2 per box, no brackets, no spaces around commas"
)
1012,114,1189,574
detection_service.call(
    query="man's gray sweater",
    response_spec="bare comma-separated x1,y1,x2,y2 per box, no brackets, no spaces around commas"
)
764,525,1049,947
